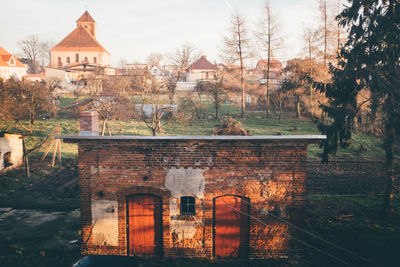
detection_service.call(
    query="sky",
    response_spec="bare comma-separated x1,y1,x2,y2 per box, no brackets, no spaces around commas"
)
0,0,321,67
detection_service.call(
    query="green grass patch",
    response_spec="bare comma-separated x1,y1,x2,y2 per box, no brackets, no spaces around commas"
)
0,98,386,161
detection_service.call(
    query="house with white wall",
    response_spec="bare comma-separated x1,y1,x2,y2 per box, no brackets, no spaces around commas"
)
0,46,27,81
185,56,217,83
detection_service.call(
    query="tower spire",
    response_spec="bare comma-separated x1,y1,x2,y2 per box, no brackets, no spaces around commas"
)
76,10,97,38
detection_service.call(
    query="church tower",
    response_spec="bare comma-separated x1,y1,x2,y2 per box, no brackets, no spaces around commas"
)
76,10,97,38
50,10,110,68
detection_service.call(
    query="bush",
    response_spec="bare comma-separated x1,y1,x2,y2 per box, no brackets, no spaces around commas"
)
213,116,248,136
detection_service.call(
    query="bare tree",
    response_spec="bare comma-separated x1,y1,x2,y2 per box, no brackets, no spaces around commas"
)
316,0,346,65
302,26,322,112
221,11,251,118
39,40,55,69
166,77,177,104
320,0,329,66
18,35,47,74
146,53,163,67
303,26,320,67
91,75,133,136
134,79,176,136
0,78,56,133
281,58,329,119
256,1,284,118
198,74,226,119
166,42,200,81
129,67,152,96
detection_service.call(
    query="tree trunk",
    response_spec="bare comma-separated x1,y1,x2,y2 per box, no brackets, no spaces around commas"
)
241,76,245,118
296,97,301,119
238,23,245,119
265,2,271,119
382,121,395,215
216,107,219,120
101,118,107,136
106,121,112,136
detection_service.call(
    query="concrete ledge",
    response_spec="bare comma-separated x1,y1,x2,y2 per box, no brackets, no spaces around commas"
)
56,135,326,143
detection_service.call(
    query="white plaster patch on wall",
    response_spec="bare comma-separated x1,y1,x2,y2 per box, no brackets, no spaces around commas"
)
169,199,178,215
165,168,205,199
0,134,23,171
170,220,200,239
91,199,118,246
90,165,97,175
165,168,205,239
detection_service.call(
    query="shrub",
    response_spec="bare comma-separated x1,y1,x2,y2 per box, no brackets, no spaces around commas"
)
213,116,248,136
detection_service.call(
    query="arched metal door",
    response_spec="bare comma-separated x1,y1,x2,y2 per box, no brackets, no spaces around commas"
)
213,195,250,258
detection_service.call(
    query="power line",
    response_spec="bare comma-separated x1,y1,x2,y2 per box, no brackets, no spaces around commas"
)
216,188,382,267
218,196,355,267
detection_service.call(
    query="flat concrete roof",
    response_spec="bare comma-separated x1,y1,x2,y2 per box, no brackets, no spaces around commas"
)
56,135,326,143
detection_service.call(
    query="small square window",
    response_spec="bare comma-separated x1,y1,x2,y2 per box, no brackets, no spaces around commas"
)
180,196,195,215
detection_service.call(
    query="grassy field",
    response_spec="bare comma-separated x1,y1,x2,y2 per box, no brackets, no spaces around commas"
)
0,96,386,161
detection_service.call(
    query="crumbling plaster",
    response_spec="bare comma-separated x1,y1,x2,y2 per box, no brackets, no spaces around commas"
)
91,199,119,246
0,133,23,171
165,168,204,239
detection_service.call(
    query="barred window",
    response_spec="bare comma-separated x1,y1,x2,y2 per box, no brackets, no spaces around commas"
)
180,196,195,215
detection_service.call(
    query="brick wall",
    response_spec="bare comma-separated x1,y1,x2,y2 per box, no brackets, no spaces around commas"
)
76,139,310,259
307,159,400,194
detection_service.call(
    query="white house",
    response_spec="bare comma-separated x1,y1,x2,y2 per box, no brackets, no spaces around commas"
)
186,56,217,83
150,66,167,83
0,46,27,81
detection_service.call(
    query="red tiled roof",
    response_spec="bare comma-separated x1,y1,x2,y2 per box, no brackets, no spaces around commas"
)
51,25,109,54
0,46,25,68
77,11,95,23
188,56,217,70
257,59,283,70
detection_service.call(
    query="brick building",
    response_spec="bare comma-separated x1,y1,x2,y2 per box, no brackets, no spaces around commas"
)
59,111,324,259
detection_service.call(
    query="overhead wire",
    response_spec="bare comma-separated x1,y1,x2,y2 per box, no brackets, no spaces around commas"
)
218,196,356,267
215,187,382,267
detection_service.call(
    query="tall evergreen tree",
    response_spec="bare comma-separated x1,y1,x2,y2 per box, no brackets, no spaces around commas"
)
315,0,399,214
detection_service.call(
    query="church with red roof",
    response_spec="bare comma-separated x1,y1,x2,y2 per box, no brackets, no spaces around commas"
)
50,11,110,69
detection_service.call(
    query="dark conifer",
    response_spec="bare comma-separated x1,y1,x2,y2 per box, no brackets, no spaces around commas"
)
314,0,399,213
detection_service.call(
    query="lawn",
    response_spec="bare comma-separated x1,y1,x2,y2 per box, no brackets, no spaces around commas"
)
0,97,386,161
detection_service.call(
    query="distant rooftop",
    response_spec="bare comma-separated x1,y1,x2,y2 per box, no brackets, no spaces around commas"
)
188,56,217,70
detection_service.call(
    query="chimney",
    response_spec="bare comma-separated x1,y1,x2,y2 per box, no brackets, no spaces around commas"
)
80,111,98,136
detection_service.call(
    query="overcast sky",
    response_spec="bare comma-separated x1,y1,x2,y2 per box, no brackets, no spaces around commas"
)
1,0,322,67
